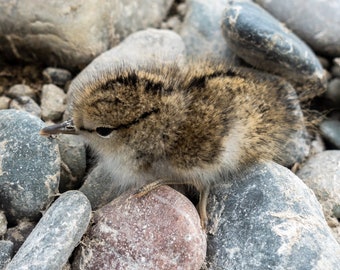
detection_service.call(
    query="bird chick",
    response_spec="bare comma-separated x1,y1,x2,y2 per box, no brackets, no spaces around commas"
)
40,61,302,228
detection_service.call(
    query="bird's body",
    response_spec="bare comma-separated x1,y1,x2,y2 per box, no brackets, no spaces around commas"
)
41,61,302,227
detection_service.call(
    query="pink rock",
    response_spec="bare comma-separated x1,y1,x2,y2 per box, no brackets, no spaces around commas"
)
74,185,206,270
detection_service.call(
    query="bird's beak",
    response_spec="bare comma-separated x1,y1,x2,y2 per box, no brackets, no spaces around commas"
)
40,119,78,136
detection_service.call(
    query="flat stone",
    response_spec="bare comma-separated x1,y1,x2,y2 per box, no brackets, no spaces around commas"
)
73,186,206,270
255,0,340,57
320,119,340,149
7,84,36,100
206,162,340,269
180,0,236,61
6,191,91,270
9,96,41,117
296,151,340,241
42,67,72,87
57,134,86,192
0,0,173,69
40,84,67,121
0,110,59,223
222,0,326,101
0,240,13,269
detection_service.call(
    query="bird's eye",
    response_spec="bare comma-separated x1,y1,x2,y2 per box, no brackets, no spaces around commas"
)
95,127,114,138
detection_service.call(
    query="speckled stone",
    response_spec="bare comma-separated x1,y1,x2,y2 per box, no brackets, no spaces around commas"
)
0,211,7,237
0,240,13,269
6,191,92,270
0,110,60,223
206,162,340,270
73,186,206,270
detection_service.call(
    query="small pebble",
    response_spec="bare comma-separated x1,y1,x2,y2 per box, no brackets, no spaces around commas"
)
42,67,72,87
73,186,206,270
6,191,91,270
7,84,36,100
320,119,340,149
331,58,340,78
40,84,67,121
10,96,41,117
0,96,11,110
325,78,340,106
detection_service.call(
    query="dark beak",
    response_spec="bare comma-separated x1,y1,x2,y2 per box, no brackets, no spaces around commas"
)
40,119,78,136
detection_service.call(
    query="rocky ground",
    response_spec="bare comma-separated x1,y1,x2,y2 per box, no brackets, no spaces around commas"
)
0,0,340,269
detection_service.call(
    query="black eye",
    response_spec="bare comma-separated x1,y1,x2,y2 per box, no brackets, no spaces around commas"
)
95,127,114,138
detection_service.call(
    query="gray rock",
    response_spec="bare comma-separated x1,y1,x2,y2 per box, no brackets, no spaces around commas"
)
296,151,340,237
206,162,340,270
65,29,186,118
222,0,326,101
0,211,7,237
320,119,340,149
57,134,86,192
5,220,36,253
0,240,13,269
180,0,236,61
6,191,91,270
0,0,173,69
326,78,340,107
42,67,72,87
255,0,340,57
0,110,59,223
40,84,67,121
9,96,41,117
80,163,123,210
7,84,36,100
0,96,10,110
331,58,340,78
73,186,206,270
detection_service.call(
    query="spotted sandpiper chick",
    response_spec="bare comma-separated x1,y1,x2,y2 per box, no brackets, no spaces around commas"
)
40,62,302,228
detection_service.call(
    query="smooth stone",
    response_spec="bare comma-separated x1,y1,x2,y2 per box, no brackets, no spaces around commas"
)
5,220,36,253
0,110,60,223
222,0,326,100
65,29,186,119
0,211,7,237
0,240,13,269
73,186,206,270
331,58,340,78
0,96,10,110
42,67,72,87
320,119,340,149
325,78,340,106
180,0,236,61
206,162,340,269
7,84,36,100
41,84,67,121
80,163,123,210
6,191,92,270
296,151,340,234
57,134,86,192
255,0,340,57
0,0,172,69
9,96,41,117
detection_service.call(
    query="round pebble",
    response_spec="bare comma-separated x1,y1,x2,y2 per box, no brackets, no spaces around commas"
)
0,110,60,223
73,186,206,270
40,84,67,121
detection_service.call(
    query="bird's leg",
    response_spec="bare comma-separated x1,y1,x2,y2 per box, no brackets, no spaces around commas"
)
134,180,210,230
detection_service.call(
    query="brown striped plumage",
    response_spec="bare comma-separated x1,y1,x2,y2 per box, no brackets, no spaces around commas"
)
41,61,303,228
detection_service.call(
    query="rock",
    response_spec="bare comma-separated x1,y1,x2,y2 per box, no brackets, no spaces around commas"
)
206,162,340,269
331,58,340,78
7,84,36,100
0,240,13,269
221,0,326,101
9,96,41,117
0,0,173,69
320,119,340,149
255,0,340,57
6,191,91,270
180,0,236,61
326,78,340,107
296,151,340,234
0,110,60,223
73,186,206,270
42,67,72,87
80,163,123,210
57,134,86,192
0,211,7,237
65,29,186,118
5,220,36,253
0,96,10,110
40,84,67,121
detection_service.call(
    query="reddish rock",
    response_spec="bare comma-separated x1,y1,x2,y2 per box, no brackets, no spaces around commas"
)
74,185,206,270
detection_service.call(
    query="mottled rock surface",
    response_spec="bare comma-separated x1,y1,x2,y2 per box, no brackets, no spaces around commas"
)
205,162,340,270
0,110,59,223
73,186,206,270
